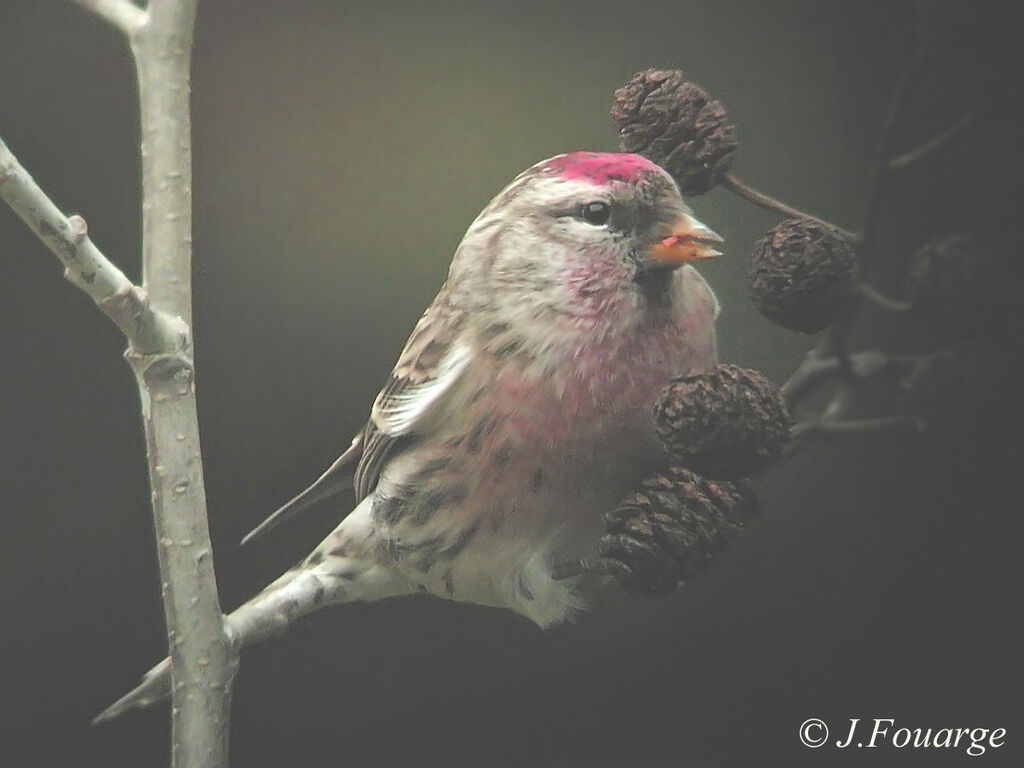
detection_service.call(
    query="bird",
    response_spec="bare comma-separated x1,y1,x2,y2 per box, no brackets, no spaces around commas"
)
95,150,723,722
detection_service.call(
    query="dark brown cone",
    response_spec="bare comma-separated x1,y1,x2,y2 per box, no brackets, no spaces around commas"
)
905,234,1011,340
902,341,1014,435
599,468,758,597
749,218,858,333
654,364,791,479
611,69,738,196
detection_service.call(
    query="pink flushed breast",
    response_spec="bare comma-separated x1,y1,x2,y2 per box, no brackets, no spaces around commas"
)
489,321,697,449
547,152,661,186
453,327,691,509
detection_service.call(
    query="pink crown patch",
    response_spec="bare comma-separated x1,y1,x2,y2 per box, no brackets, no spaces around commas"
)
547,152,660,185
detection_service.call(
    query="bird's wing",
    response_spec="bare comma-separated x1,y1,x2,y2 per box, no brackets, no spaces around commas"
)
355,299,470,499
240,298,470,545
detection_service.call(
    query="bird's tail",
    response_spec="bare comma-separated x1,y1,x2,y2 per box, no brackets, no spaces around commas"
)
93,539,413,724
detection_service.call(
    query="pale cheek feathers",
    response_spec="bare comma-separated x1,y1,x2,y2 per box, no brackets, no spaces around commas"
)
677,264,721,322
672,265,720,368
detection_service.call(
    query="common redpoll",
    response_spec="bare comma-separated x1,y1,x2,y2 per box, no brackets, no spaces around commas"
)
97,151,723,721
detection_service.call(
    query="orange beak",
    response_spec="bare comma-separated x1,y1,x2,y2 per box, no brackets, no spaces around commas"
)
649,213,724,266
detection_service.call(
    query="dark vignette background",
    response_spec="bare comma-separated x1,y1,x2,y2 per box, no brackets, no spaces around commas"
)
1,1,1020,766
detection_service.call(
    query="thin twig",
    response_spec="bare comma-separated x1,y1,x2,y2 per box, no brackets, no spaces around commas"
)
858,49,932,270
0,136,183,353
550,557,612,581
889,111,976,171
781,348,922,408
824,49,934,379
829,326,856,381
854,280,912,312
791,414,909,440
785,413,911,457
721,171,857,240
71,0,147,36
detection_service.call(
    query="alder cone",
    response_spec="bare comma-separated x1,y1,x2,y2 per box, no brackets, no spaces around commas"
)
600,468,758,596
749,218,858,333
654,364,791,479
612,69,738,196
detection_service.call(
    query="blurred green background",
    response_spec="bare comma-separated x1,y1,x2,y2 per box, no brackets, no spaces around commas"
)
1,1,1019,766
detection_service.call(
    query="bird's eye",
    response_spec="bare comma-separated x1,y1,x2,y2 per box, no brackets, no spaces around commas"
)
580,201,611,226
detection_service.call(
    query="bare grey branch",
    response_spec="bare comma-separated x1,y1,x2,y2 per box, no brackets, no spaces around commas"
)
71,0,147,36
0,135,183,354
889,111,976,171
781,348,920,407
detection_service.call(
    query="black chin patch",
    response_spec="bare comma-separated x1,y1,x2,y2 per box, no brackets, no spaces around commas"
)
632,260,676,305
